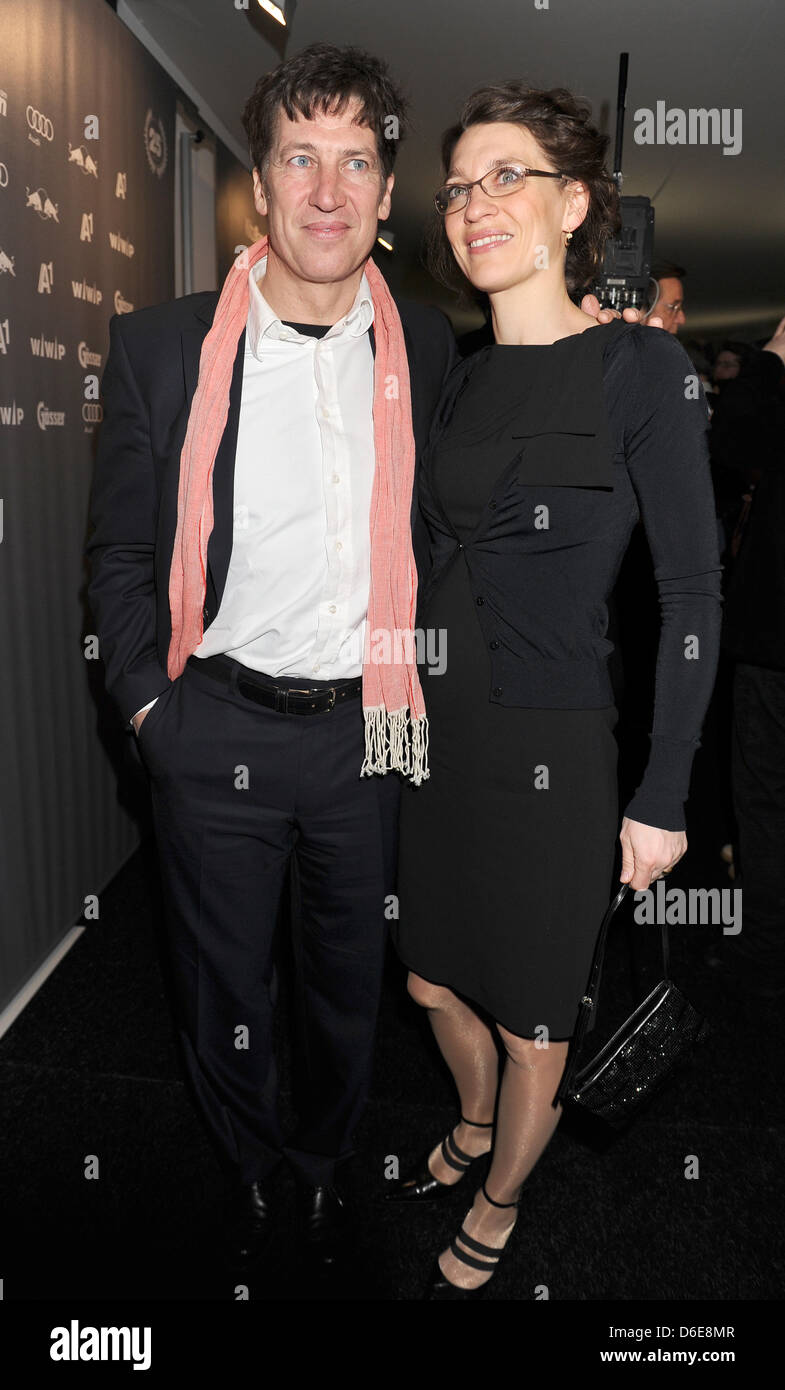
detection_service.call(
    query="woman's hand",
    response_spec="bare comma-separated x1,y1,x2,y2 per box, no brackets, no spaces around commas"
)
579,293,664,330
619,816,687,890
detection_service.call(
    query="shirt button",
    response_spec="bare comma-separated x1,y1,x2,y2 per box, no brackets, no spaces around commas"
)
332,473,340,484
490,639,499,650
493,686,503,697
313,663,321,673
476,596,484,606
335,540,343,551
328,604,337,613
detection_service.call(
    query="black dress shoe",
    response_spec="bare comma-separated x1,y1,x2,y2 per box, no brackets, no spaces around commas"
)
298,1183,350,1267
224,1178,276,1269
384,1118,493,1203
423,1183,520,1299
425,1256,487,1300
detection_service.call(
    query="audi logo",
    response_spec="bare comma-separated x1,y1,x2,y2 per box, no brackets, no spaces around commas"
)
26,106,54,141
82,403,103,424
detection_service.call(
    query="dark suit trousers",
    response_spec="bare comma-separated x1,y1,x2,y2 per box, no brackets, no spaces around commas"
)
135,655,400,1186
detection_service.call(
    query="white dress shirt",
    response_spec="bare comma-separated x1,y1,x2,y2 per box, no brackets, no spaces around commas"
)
134,257,376,726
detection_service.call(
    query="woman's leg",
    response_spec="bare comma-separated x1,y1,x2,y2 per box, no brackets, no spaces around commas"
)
406,972,499,1181
437,1027,569,1288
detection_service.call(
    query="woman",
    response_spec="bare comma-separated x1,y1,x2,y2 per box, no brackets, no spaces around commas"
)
387,84,723,1298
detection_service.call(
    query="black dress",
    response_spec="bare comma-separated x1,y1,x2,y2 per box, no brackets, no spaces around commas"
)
392,324,721,1040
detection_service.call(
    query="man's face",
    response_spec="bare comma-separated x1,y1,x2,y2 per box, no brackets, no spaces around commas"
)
251,97,393,290
656,277,686,334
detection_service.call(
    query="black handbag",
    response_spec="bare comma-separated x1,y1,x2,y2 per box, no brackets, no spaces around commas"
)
554,883,711,1129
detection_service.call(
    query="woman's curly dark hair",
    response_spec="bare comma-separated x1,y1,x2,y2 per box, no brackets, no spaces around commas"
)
426,83,620,303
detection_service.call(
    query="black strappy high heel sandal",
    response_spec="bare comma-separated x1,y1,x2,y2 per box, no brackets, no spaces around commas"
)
424,1182,521,1298
383,1116,494,1203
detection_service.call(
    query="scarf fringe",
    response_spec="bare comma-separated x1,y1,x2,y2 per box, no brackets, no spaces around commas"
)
361,707,430,786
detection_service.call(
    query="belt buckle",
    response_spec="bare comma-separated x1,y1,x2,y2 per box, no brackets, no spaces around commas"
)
285,685,317,715
326,687,336,711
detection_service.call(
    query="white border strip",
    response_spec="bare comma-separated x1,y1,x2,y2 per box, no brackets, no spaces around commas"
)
0,926,85,1043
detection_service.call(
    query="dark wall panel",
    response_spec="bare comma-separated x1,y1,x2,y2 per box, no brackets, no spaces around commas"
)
0,0,177,1009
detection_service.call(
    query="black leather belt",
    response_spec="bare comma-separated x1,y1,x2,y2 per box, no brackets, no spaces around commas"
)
187,654,362,715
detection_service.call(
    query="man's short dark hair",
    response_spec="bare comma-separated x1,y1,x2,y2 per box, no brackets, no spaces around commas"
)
241,42,408,183
652,260,686,281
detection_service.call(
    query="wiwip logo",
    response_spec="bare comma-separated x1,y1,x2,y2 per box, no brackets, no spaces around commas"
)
0,246,15,276
72,277,102,306
108,230,135,257
634,882,741,935
0,401,24,425
634,102,742,155
30,332,66,361
50,1319,151,1371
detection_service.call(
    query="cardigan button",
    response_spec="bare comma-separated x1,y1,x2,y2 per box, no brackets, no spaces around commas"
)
490,639,500,650
489,500,497,510
476,596,484,606
492,686,503,697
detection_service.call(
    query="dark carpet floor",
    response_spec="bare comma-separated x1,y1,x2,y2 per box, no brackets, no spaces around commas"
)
1,722,783,1304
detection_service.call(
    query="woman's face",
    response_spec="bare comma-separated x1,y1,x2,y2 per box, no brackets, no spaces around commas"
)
441,121,586,296
713,351,741,382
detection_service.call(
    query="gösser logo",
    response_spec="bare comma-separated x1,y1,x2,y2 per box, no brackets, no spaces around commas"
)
26,105,54,141
78,341,102,368
37,402,66,430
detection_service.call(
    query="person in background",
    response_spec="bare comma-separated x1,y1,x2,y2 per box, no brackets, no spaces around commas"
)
646,259,686,335
708,313,785,997
713,341,746,387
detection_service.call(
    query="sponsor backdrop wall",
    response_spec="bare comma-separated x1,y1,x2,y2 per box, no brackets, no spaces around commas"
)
215,136,262,285
0,0,176,1012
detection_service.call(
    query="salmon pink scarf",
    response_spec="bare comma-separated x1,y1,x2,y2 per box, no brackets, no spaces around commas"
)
166,235,429,784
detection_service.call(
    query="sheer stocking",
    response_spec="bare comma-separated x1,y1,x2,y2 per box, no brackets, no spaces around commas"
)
439,1029,569,1289
407,972,498,1181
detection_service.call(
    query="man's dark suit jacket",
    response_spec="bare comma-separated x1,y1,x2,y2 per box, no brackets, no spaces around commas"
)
86,288,458,727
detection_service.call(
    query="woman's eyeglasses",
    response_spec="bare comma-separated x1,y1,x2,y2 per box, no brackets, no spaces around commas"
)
434,163,569,216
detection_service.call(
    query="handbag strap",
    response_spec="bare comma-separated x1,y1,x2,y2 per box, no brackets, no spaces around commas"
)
554,880,671,1105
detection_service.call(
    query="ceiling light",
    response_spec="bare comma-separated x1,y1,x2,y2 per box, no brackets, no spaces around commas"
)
258,0,296,26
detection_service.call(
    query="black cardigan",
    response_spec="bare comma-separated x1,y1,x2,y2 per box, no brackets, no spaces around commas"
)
415,319,724,831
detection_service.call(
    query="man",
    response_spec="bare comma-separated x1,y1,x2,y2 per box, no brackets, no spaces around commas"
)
646,259,686,335
710,314,785,999
86,42,636,1278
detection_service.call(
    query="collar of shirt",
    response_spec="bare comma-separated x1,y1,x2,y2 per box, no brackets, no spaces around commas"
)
245,255,374,359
